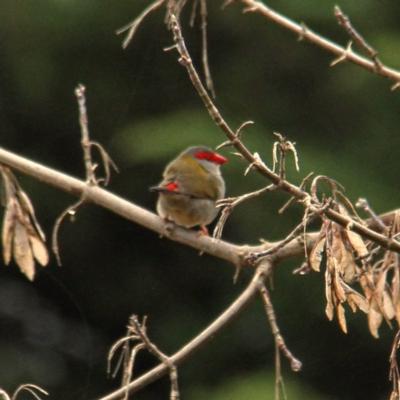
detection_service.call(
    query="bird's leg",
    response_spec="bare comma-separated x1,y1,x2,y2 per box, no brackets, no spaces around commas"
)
198,225,209,236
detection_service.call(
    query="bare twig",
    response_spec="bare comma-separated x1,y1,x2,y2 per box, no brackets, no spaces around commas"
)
116,0,165,49
259,282,302,372
357,198,387,231
129,316,180,400
233,0,400,85
278,172,313,214
52,85,117,264
75,85,118,186
216,121,254,151
272,132,299,179
334,6,383,72
247,199,333,264
75,84,95,185
0,384,48,400
213,184,276,241
199,0,215,98
51,199,83,266
99,268,264,400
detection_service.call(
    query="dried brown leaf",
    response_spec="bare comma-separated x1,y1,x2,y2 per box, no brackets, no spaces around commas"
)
331,224,357,282
346,292,369,314
340,247,357,283
346,293,357,313
394,265,400,324
325,267,334,320
13,221,35,280
374,264,396,322
392,263,400,307
309,236,326,272
18,189,46,241
383,289,396,320
346,230,368,258
2,199,15,265
28,233,49,266
332,259,347,302
325,302,334,321
368,299,383,338
337,302,347,333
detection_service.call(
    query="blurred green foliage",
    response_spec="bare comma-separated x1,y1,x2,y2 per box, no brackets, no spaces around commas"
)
0,1,399,399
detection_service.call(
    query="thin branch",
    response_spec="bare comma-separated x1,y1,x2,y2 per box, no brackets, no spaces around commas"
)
129,316,180,400
51,199,83,266
52,85,118,265
98,268,264,400
246,210,319,264
278,172,313,214
199,0,215,98
357,198,387,232
75,84,95,185
334,6,383,72
75,85,118,186
259,282,302,372
11,384,48,400
116,0,165,49
233,0,400,85
213,184,276,241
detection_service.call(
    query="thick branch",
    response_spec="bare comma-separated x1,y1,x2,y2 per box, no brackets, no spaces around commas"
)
0,147,314,266
0,147,399,263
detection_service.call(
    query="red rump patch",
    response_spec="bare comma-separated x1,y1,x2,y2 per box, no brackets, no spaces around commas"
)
165,182,178,190
195,151,227,164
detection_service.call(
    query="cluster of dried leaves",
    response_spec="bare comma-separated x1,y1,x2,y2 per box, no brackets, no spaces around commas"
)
0,166,48,280
309,199,400,338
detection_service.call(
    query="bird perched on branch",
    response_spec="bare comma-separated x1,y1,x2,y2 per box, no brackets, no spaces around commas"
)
151,146,227,234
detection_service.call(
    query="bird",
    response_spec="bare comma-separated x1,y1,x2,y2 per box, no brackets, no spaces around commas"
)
150,146,227,234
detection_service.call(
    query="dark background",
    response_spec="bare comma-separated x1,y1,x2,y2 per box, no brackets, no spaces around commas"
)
0,1,399,399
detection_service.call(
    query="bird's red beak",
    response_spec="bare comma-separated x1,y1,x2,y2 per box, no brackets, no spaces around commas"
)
195,150,227,164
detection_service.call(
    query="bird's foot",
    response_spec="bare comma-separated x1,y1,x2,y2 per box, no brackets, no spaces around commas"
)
197,225,209,236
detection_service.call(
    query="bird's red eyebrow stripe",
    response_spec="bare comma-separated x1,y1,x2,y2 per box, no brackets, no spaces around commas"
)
165,182,178,190
195,151,227,164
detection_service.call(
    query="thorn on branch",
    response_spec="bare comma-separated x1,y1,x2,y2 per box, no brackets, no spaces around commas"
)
330,41,353,67
292,261,311,275
298,22,308,41
391,82,400,91
244,152,269,176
